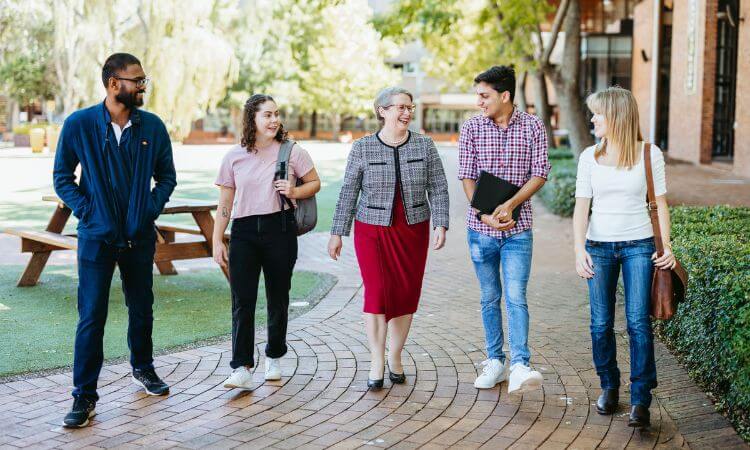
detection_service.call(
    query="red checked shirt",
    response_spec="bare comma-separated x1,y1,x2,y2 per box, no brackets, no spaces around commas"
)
458,109,551,238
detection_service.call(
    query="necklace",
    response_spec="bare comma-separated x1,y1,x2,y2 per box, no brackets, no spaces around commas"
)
379,131,408,147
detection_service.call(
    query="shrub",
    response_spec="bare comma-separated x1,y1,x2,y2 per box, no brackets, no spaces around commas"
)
548,146,574,160
539,158,577,216
655,206,750,441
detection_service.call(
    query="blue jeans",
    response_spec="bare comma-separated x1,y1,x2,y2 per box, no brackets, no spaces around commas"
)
586,237,658,407
467,228,532,366
73,239,156,401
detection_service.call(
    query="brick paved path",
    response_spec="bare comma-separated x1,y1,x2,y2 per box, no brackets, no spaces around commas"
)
0,149,746,449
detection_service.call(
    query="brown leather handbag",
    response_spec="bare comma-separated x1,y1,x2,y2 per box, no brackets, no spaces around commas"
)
644,143,688,320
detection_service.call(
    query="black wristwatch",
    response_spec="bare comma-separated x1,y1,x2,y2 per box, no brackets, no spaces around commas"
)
476,211,485,221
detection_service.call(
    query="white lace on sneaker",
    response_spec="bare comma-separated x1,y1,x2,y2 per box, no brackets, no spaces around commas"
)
474,359,508,389
265,357,282,381
223,366,253,389
508,363,543,394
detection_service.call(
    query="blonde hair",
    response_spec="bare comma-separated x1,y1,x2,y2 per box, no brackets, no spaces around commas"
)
586,87,643,169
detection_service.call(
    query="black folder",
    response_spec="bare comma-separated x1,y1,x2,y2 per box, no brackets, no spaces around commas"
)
470,171,522,221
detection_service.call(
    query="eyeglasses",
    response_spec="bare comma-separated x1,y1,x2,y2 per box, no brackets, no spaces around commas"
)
115,77,150,89
383,104,417,114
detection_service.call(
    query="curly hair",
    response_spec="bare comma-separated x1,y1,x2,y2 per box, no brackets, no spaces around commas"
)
240,94,288,152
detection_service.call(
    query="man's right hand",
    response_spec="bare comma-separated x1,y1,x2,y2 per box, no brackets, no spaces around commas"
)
480,213,516,231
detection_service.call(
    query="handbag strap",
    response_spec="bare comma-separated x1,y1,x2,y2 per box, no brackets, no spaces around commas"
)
644,142,665,254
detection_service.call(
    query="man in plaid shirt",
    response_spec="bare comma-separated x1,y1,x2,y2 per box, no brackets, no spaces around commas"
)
458,66,551,393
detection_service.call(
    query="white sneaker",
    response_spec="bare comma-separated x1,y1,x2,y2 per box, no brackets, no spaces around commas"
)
474,359,508,389
223,366,253,389
507,363,543,394
264,357,281,381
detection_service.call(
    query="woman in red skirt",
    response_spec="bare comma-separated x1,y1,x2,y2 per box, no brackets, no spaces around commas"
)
328,87,450,389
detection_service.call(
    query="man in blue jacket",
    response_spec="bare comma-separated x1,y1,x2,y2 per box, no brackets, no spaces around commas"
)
54,53,177,428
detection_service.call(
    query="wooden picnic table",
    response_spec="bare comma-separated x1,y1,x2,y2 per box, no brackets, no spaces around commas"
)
4,195,229,287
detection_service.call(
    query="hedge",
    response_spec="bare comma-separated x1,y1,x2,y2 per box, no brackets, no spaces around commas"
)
539,149,576,216
655,206,750,441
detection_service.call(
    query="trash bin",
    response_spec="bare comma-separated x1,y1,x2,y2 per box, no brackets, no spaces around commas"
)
46,126,60,153
30,128,45,153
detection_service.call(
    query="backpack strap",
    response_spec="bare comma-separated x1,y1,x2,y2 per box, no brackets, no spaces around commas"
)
275,140,296,232
276,139,295,174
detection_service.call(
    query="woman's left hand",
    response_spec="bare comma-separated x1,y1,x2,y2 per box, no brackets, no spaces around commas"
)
433,227,446,250
274,179,296,198
652,248,676,270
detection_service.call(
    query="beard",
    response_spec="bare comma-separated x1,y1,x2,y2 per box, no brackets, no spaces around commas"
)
116,89,144,108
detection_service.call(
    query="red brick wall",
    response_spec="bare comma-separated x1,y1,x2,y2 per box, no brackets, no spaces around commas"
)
667,0,714,163
733,0,750,178
631,0,655,138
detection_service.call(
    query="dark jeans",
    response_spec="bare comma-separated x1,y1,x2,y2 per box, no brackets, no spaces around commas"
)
586,237,658,407
73,239,156,401
229,210,297,369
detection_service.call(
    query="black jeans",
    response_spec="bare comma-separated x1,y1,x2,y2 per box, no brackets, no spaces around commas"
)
73,239,156,401
229,210,297,369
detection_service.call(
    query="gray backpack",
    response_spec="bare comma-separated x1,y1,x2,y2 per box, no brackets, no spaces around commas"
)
276,140,317,235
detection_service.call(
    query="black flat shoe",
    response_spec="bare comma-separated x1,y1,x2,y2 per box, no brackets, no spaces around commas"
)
389,371,406,384
596,389,619,415
367,377,384,389
628,404,651,428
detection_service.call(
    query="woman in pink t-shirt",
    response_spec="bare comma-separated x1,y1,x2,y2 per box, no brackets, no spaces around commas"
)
212,94,320,389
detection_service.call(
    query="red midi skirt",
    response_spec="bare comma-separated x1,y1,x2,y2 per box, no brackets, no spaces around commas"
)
354,188,430,321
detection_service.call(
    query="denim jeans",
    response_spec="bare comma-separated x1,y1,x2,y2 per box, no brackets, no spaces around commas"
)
73,239,156,401
467,228,532,366
586,237,658,407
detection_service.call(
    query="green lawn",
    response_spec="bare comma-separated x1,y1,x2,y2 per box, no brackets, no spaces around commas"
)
0,265,334,378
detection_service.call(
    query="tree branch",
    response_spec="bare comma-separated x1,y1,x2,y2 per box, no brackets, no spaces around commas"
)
541,0,570,66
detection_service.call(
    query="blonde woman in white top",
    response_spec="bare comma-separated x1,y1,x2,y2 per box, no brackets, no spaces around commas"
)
573,87,676,429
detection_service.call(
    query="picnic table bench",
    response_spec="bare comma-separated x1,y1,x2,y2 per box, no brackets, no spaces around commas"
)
4,195,229,287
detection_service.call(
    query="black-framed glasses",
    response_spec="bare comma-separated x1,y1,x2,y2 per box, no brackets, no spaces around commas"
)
115,77,150,89
383,104,417,114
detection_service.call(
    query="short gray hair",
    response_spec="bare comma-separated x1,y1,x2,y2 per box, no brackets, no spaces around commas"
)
374,87,413,125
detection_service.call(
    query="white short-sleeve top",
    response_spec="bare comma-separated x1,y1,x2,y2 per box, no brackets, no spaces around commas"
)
575,142,667,242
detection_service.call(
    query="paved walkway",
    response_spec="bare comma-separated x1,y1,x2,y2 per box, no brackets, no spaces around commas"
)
0,150,747,449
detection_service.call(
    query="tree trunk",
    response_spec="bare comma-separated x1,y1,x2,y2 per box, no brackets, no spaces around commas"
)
310,110,318,138
331,113,341,142
544,0,593,157
530,69,556,149
516,71,528,112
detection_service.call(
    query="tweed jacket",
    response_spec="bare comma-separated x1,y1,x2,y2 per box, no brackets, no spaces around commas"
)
331,131,449,236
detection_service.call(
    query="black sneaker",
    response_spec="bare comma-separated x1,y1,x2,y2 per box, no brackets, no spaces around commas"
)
63,397,96,428
132,368,169,396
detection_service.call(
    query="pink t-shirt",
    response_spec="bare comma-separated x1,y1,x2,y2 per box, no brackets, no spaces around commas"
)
215,142,315,219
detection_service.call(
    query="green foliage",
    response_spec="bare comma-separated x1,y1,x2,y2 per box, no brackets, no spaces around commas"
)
0,9,56,105
375,0,553,89
655,206,750,441
539,157,576,216
227,0,396,130
548,146,574,160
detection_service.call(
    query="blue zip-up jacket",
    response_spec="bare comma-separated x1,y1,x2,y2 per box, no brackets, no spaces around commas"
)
53,102,177,246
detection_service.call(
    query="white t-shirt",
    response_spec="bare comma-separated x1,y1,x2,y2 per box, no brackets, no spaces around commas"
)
575,143,667,242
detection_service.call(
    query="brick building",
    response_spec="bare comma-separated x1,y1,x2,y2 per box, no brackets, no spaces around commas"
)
632,0,748,177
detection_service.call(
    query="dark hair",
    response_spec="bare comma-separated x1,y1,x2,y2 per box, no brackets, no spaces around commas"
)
240,94,288,152
474,66,516,101
102,53,142,88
